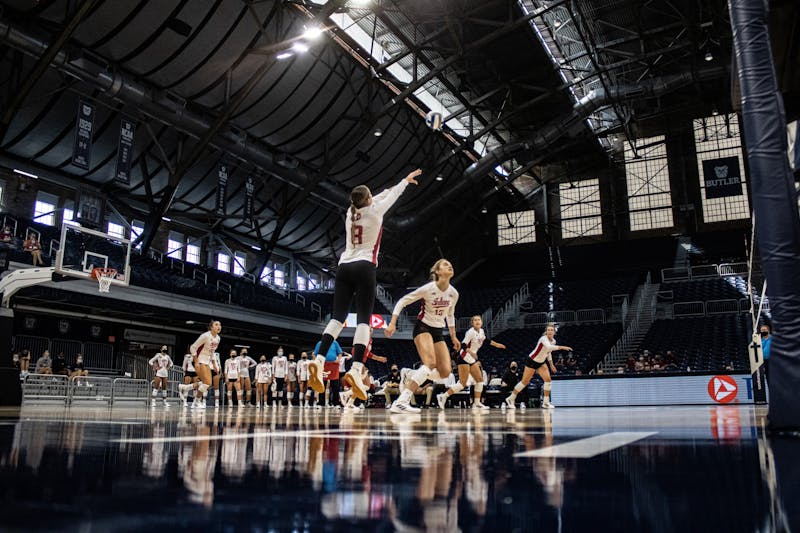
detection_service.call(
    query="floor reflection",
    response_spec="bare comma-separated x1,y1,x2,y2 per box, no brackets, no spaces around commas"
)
0,405,786,531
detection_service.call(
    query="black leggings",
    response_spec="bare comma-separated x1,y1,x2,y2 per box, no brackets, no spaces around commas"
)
331,261,377,324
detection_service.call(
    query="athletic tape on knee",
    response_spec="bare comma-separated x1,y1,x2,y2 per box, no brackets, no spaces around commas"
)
323,319,344,339
474,382,484,394
353,323,371,347
451,382,464,394
543,382,552,392
198,383,209,394
513,381,525,394
410,365,432,386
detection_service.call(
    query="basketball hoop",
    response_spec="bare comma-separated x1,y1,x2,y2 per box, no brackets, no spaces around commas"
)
91,267,117,293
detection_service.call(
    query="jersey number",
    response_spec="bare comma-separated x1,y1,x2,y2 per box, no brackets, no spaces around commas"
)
352,225,363,245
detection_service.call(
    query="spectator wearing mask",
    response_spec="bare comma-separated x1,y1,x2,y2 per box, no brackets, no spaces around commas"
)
35,350,52,374
501,361,521,398
760,324,771,378
383,365,402,407
23,233,44,266
70,354,89,385
53,351,69,376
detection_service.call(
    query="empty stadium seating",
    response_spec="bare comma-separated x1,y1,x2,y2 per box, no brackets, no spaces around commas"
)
661,277,746,302
638,315,751,372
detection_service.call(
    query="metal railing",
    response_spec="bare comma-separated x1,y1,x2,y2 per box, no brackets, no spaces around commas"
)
22,373,70,405
673,301,705,317
661,262,756,282
216,280,231,304
112,378,150,405
193,269,207,284
489,283,529,337
599,272,657,370
12,334,50,357
705,299,740,315
69,376,113,405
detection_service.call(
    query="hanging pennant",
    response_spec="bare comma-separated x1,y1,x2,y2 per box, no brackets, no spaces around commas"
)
215,161,229,216
114,117,136,185
243,176,255,228
72,99,95,170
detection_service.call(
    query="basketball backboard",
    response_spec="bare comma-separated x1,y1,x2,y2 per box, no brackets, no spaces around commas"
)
55,222,131,286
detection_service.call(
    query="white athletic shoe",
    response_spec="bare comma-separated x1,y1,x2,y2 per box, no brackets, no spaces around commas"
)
339,389,353,407
472,401,490,410
151,399,157,408
343,368,367,401
178,384,190,402
198,402,206,409
390,399,421,414
238,402,244,409
520,403,526,411
183,401,189,408
163,400,170,408
215,400,220,409
542,400,555,409
436,393,448,410
504,396,516,410
308,357,325,394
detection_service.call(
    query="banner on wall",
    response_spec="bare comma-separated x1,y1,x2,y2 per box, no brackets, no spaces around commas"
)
114,117,136,185
702,156,743,199
243,176,255,228
123,328,176,346
215,161,229,216
72,99,95,170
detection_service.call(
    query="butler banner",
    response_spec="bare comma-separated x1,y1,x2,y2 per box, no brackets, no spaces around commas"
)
702,156,743,199
72,99,95,170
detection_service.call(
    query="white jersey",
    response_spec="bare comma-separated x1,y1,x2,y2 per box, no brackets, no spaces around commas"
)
182,354,195,373
272,355,288,378
392,281,459,329
529,335,558,363
225,358,239,379
339,179,409,266
287,360,297,381
238,356,256,379
255,362,272,383
189,331,220,365
149,353,173,378
297,359,310,381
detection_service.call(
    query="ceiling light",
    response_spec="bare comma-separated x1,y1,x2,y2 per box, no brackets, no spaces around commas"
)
553,19,562,28
373,128,383,137
276,51,294,60
435,175,443,181
13,169,38,179
481,207,488,214
251,245,262,251
704,51,713,62
162,217,172,222
349,0,371,5
712,107,719,116
303,26,323,40
292,42,310,53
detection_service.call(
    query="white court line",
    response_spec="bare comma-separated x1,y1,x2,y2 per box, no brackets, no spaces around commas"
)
513,431,657,459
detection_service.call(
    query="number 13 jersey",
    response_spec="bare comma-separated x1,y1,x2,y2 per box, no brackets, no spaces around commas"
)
339,179,409,267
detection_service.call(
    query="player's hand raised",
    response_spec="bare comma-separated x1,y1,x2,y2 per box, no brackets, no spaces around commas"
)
405,168,422,185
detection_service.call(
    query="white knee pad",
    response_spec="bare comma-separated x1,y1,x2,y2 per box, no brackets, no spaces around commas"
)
353,323,371,347
543,382,552,392
410,366,432,386
198,383,209,394
323,319,344,339
450,382,464,394
474,382,483,394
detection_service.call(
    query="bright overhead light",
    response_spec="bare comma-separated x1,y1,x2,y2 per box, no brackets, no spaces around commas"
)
349,0,370,5
276,51,294,60
712,107,719,116
373,128,383,137
251,245,262,251
303,26,323,40
13,169,38,179
292,42,310,53
162,216,172,222
481,207,488,214
553,19,562,28
435,175,443,181
704,51,714,62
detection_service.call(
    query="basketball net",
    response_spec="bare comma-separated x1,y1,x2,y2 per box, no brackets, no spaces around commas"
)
91,267,117,293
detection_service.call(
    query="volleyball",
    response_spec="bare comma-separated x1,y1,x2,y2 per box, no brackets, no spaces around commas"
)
425,110,443,131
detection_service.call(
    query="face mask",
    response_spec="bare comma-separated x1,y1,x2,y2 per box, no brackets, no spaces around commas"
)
760,331,769,338
161,348,167,353
277,350,284,356
260,359,266,363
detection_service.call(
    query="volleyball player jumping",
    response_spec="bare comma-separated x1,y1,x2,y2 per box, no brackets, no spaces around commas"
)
385,259,460,413
309,169,421,401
